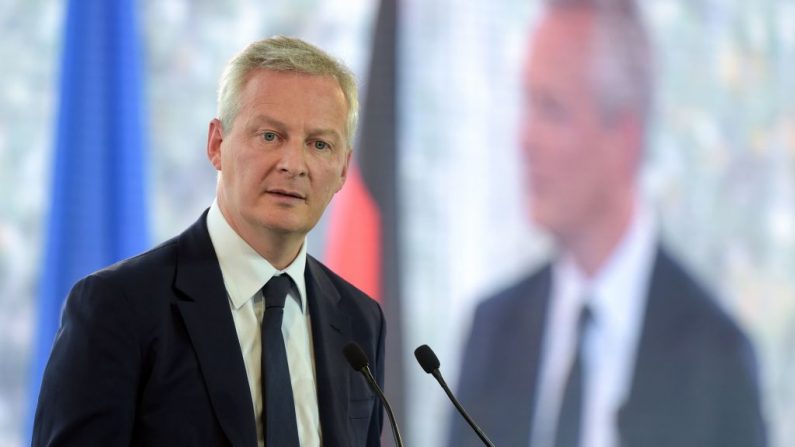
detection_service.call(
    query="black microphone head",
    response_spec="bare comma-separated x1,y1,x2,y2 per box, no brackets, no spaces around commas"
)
343,342,370,372
414,344,441,374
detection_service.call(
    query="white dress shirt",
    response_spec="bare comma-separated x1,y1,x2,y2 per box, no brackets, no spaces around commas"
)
530,200,657,447
206,201,321,447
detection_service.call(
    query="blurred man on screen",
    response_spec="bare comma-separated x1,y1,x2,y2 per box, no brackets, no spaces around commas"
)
33,36,385,447
448,1,767,447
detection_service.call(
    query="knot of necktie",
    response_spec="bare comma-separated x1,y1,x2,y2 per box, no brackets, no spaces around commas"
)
263,274,293,309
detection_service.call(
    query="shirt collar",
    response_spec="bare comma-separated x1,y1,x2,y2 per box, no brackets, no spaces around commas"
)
553,197,657,333
590,199,656,332
206,200,308,311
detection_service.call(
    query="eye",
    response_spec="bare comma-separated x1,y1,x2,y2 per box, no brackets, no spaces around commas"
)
262,131,278,142
530,93,568,123
312,140,329,150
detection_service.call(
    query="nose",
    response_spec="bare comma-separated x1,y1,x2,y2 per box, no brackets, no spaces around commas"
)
276,140,308,177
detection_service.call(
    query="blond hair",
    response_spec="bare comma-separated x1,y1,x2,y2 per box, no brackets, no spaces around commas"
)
217,36,359,147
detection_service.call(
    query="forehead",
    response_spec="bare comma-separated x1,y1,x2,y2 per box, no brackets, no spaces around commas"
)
237,69,348,125
524,8,597,84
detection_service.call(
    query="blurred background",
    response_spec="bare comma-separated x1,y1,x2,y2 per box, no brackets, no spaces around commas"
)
1,0,793,446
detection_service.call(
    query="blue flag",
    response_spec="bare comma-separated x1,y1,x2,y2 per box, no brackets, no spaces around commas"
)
27,0,149,437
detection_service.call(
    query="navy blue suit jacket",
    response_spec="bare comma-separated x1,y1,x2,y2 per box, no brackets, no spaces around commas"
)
33,212,385,446
449,248,766,447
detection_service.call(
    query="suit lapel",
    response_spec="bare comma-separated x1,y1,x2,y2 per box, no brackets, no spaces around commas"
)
520,266,553,446
466,266,552,446
173,213,258,447
618,247,690,446
305,257,353,447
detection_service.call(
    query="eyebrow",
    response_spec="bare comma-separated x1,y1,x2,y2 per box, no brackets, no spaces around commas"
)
247,114,344,143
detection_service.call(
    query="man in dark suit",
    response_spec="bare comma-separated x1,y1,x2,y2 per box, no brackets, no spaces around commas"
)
449,1,766,447
33,36,384,446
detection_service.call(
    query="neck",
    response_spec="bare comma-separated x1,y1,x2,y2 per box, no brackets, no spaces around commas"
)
250,233,303,271
216,203,304,271
560,193,636,278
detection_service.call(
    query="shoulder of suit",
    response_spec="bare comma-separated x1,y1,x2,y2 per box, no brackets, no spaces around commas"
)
652,246,753,348
91,235,181,282
473,263,553,317
57,235,183,334
90,212,208,284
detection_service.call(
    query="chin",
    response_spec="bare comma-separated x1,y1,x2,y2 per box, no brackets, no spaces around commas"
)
530,205,553,229
532,208,572,237
242,209,297,233
269,215,319,236
260,219,308,236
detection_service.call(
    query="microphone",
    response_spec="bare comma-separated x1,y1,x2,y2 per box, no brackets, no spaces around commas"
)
343,342,404,447
414,345,495,447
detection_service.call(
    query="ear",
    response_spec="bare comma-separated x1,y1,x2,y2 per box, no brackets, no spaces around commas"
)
207,118,224,171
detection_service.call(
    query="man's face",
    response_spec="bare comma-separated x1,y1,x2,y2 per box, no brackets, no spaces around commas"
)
208,69,351,242
521,9,635,241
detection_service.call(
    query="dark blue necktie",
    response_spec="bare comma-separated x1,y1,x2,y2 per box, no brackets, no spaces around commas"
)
261,274,300,447
554,305,592,447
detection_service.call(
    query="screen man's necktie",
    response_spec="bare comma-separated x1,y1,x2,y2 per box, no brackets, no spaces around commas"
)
554,305,592,447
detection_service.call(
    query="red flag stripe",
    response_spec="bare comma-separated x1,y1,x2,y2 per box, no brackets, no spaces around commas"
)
326,163,382,301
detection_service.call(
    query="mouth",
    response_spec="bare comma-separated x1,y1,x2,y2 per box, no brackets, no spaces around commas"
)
266,188,307,201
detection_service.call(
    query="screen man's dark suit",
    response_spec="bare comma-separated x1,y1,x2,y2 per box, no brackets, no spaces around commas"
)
33,211,385,446
449,247,766,447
